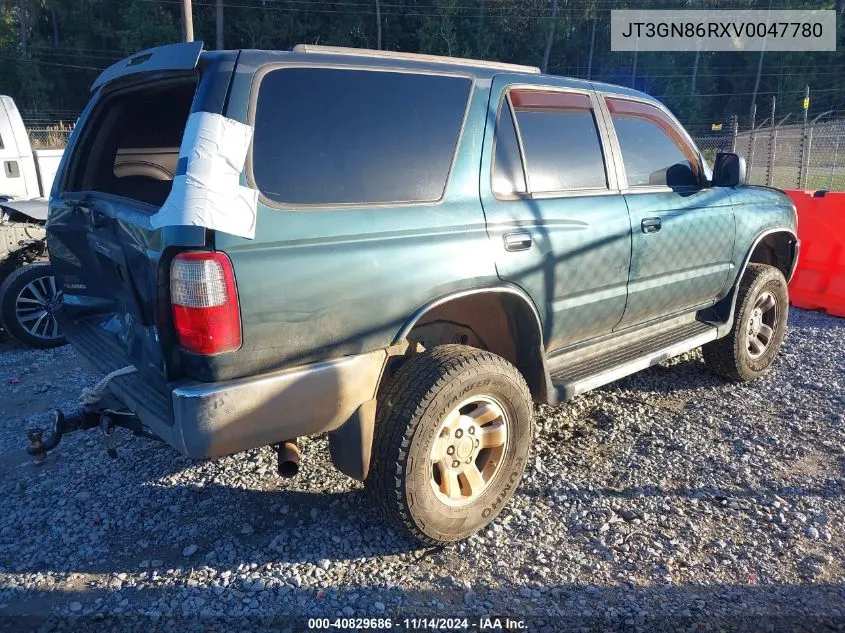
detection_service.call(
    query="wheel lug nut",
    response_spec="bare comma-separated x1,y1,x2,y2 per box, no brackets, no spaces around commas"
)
475,439,480,447
465,458,472,464
468,427,475,435
452,460,461,468
446,446,455,455
455,429,463,438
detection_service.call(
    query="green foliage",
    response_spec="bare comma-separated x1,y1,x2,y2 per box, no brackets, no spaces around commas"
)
2,0,843,126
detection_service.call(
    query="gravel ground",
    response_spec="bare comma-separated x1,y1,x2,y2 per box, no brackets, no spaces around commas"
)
0,307,843,632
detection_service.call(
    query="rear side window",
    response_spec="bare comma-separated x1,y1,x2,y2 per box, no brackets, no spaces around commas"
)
252,68,472,206
508,90,608,193
606,97,700,188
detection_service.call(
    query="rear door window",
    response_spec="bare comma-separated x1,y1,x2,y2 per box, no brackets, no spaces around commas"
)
252,68,472,206
606,97,701,188
508,90,608,193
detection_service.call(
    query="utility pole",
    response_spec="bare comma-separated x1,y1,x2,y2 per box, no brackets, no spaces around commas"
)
799,85,811,187
541,0,560,74
691,44,700,94
767,96,777,187
375,0,382,50
631,48,638,88
731,114,738,153
803,85,809,125
751,0,773,121
216,0,224,49
587,12,597,80
748,103,758,180
181,0,194,43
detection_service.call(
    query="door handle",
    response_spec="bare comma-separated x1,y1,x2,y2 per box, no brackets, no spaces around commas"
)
503,232,532,252
641,217,662,233
4,160,20,178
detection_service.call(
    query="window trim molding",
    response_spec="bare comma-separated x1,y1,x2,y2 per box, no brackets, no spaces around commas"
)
490,92,529,198
598,92,706,191
245,62,475,211
490,83,618,201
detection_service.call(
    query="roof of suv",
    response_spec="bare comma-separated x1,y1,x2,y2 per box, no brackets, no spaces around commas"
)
291,44,541,74
236,44,655,103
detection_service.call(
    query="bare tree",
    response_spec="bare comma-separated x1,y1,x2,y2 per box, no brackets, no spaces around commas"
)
541,0,560,74
691,45,700,93
586,12,596,79
475,0,488,57
50,6,59,47
216,0,224,49
751,0,773,121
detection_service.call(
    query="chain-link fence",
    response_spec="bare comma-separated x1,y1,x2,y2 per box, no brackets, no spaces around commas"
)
27,124,74,150
692,117,845,192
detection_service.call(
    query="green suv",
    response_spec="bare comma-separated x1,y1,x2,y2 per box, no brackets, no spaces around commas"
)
41,42,799,544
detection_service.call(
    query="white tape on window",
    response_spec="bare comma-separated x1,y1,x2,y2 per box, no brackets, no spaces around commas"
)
151,111,258,240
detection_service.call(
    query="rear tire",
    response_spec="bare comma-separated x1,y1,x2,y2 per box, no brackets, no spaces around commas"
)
365,345,533,545
0,263,66,349
702,263,788,382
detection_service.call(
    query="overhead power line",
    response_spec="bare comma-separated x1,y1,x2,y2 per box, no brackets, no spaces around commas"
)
0,56,103,71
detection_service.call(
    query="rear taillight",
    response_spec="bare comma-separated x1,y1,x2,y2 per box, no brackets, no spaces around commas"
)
170,251,241,355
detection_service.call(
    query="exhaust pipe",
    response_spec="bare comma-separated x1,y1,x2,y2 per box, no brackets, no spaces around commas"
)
274,439,300,478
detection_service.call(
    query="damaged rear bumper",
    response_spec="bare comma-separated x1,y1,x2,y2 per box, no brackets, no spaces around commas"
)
60,316,387,471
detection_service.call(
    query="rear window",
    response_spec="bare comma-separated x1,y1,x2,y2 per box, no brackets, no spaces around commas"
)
66,78,196,207
252,68,472,206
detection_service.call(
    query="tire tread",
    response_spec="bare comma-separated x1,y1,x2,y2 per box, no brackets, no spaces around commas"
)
702,263,785,381
365,344,530,545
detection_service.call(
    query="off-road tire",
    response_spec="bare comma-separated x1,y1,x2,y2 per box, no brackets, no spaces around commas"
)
702,263,788,382
365,345,533,545
0,262,66,349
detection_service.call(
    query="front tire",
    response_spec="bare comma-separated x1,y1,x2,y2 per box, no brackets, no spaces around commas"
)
702,263,788,382
0,263,66,349
365,345,533,545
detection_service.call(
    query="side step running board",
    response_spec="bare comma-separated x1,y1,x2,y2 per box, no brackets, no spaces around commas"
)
549,321,718,401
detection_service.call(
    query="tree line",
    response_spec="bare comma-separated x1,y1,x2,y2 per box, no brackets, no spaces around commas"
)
2,0,844,130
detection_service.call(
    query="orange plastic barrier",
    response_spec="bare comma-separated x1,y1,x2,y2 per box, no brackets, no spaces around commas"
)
785,190,845,318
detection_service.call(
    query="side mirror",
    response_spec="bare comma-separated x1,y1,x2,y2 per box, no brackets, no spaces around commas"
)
712,152,747,187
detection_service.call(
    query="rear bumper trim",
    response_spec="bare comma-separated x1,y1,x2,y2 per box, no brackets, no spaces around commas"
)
170,349,388,458
61,311,389,459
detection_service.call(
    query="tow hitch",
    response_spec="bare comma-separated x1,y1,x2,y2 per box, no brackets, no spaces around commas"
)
26,407,160,462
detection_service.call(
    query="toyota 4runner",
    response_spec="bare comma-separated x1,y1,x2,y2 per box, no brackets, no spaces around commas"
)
35,42,799,545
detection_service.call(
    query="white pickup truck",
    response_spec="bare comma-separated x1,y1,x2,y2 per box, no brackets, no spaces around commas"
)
0,96,65,207
0,95,67,348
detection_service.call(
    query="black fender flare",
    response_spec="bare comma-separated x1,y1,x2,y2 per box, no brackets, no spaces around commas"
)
705,227,799,332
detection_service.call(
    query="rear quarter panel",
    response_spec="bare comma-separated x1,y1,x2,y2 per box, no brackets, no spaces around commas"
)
210,56,500,377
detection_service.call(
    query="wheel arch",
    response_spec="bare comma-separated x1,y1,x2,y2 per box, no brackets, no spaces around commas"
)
705,227,798,330
393,286,555,405
747,228,800,283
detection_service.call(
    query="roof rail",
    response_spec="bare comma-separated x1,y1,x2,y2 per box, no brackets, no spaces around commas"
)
292,44,541,74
